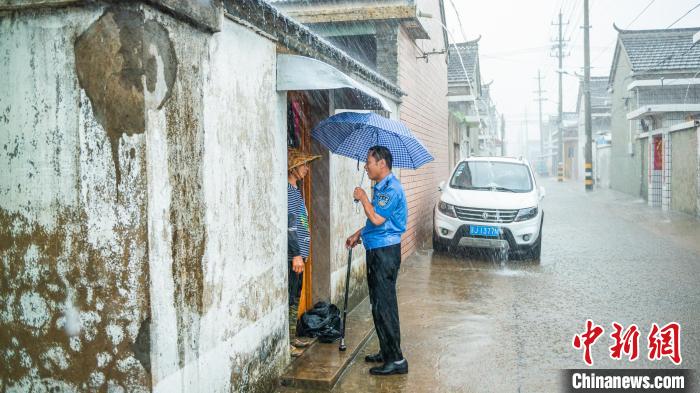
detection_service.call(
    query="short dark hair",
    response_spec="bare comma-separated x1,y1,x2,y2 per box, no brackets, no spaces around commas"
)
368,145,393,170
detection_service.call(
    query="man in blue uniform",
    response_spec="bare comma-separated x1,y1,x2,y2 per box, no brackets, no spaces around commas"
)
346,145,408,376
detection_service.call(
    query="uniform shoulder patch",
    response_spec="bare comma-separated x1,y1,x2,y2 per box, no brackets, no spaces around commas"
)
377,193,391,208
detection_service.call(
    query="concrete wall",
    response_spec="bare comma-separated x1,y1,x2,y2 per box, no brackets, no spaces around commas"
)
595,145,611,189
447,112,461,170
328,154,371,309
670,128,698,216
610,49,644,197
397,0,449,257
151,17,288,393
1,5,152,391
1,4,289,392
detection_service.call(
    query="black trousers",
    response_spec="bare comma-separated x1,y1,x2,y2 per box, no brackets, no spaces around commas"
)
288,258,304,339
366,243,403,363
288,257,304,306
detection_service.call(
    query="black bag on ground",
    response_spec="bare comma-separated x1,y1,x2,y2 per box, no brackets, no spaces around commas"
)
296,301,342,343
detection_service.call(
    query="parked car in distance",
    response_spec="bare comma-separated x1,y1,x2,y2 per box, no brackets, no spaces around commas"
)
433,157,545,260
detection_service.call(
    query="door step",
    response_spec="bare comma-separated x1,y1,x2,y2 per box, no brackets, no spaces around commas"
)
279,297,374,391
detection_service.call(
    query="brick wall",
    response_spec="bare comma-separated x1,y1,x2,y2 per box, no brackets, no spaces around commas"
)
396,25,449,259
376,22,399,83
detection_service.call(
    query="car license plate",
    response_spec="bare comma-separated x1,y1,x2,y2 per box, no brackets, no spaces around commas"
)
469,225,500,237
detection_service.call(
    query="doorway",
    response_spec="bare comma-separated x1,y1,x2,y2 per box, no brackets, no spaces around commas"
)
286,90,331,331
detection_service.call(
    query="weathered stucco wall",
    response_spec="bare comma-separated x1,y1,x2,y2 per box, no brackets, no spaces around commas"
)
670,128,698,216
149,16,287,393
1,5,153,391
2,4,287,393
610,50,644,197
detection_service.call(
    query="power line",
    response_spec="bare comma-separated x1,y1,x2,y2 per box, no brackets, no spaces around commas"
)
667,2,700,28
569,2,586,49
482,45,552,57
552,0,572,29
636,41,699,75
590,0,658,65
628,0,658,28
564,1,582,42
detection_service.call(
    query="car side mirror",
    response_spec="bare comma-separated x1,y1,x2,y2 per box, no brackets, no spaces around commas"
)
438,181,446,192
539,186,546,200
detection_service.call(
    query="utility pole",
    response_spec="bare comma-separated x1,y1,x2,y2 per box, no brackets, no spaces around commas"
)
552,11,568,181
500,114,506,156
583,0,593,191
534,70,547,175
523,107,528,160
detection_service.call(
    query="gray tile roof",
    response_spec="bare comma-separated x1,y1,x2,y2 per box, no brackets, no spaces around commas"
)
477,83,492,112
589,77,611,108
448,40,479,84
562,114,578,129
577,76,611,112
616,25,700,73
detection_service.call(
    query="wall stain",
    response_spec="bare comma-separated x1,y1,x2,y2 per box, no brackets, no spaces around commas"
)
0,206,150,389
229,328,286,393
164,54,206,369
333,260,368,313
237,268,286,324
74,6,176,187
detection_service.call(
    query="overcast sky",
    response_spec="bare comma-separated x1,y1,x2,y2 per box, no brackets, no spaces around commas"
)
443,0,700,144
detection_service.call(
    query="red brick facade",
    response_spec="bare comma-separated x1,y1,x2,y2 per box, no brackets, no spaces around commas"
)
397,26,449,259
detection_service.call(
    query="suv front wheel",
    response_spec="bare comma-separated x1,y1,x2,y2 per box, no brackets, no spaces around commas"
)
433,230,449,253
511,216,542,262
523,231,541,261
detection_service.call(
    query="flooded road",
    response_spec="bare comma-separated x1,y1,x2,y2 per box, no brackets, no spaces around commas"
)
325,178,700,392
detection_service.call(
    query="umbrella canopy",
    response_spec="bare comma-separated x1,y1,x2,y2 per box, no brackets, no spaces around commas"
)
311,112,433,169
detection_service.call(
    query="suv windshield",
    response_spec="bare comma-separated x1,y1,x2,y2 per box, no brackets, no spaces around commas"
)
450,161,533,192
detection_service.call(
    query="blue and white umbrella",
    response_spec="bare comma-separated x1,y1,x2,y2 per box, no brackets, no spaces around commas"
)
311,112,434,169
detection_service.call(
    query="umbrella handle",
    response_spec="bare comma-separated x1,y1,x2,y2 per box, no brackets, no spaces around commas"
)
354,171,365,214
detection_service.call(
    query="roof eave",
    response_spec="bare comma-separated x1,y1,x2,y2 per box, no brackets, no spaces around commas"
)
224,0,405,98
608,34,623,87
272,1,430,39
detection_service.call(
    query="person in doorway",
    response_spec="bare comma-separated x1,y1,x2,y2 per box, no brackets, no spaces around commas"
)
345,145,408,375
287,148,321,357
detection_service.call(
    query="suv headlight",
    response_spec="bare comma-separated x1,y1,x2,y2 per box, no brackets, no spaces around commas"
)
514,206,538,222
438,201,457,218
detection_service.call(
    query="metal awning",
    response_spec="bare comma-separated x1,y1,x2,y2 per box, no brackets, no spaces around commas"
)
626,104,700,120
276,54,392,112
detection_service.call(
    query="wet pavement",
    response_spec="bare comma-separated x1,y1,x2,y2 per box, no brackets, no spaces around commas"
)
280,177,700,392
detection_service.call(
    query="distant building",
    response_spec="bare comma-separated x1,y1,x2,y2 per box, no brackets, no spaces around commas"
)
608,25,700,215
478,82,501,156
560,112,579,180
576,76,612,187
448,37,482,166
543,115,559,176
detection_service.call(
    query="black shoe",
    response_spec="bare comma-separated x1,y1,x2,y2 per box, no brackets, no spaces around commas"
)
364,353,383,363
369,360,408,376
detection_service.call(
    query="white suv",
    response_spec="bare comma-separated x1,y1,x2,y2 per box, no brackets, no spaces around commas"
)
433,157,545,260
